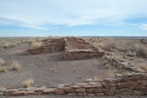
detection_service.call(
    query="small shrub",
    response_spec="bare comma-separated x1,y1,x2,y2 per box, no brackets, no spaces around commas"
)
0,58,5,66
102,59,108,65
31,41,42,48
93,75,102,82
22,79,35,88
103,41,117,51
108,68,117,77
126,51,136,57
48,67,57,73
134,45,147,58
0,66,7,73
105,63,110,68
12,61,22,71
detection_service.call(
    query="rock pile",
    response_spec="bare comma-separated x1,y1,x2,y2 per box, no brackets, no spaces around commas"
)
103,55,145,73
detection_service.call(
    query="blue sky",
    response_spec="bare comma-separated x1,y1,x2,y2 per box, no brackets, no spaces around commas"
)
0,0,147,37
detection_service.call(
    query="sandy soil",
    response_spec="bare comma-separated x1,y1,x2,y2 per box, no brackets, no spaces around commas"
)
0,42,109,88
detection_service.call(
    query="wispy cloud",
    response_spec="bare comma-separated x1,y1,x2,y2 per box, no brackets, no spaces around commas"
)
139,24,147,31
0,0,147,30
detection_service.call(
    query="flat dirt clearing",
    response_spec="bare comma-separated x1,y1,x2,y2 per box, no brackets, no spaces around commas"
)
0,42,108,88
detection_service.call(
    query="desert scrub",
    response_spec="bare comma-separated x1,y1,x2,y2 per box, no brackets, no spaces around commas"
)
22,78,35,88
3,42,17,48
31,41,42,48
12,60,22,71
134,44,147,58
0,66,7,73
93,75,102,82
0,58,5,66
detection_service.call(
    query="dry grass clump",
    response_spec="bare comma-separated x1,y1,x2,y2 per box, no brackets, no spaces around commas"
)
134,44,147,58
93,75,103,82
48,67,57,73
22,78,35,88
108,68,116,77
12,60,22,71
0,66,7,73
126,51,136,57
137,63,147,71
3,42,18,48
0,58,5,66
102,59,108,65
31,41,42,48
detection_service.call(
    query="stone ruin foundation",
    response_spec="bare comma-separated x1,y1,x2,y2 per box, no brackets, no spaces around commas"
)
27,37,104,60
1,72,147,96
1,37,147,96
64,37,104,60
27,38,65,55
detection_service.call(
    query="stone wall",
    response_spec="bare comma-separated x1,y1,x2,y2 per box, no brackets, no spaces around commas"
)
103,54,145,73
64,37,104,60
1,72,147,96
27,38,65,55
27,37,104,60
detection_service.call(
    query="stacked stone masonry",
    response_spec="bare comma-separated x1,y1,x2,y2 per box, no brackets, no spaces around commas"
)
27,37,104,60
64,37,104,60
27,38,65,55
1,72,147,96
103,55,145,73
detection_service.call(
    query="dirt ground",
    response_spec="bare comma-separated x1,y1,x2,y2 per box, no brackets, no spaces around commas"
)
1,95,147,98
0,42,109,88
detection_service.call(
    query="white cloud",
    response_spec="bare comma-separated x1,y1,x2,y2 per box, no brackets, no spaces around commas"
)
139,24,147,31
0,0,147,29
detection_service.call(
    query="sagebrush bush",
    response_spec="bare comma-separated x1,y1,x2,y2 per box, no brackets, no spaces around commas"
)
93,75,102,82
0,58,5,66
0,66,7,73
31,41,42,48
134,45,147,58
22,79,34,88
12,60,22,71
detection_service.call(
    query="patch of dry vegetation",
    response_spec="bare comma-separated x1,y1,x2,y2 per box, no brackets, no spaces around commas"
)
22,78,35,88
88,37,147,58
134,44,147,58
0,37,47,50
31,41,42,48
48,67,57,73
12,60,22,71
0,66,7,73
0,58,5,66
93,75,103,82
